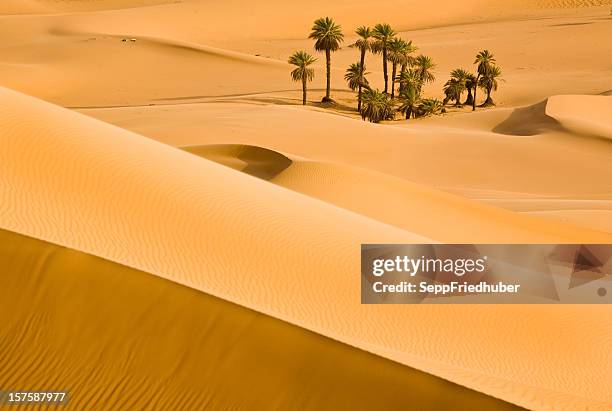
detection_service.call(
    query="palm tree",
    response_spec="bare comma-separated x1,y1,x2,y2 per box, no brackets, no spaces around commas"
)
472,49,496,111
360,89,396,123
397,69,422,96
443,79,465,107
398,84,420,120
349,26,373,111
449,68,469,105
309,17,344,102
413,54,436,94
398,41,417,96
345,62,370,110
464,73,477,106
288,51,316,105
417,98,444,117
478,65,502,107
371,23,396,94
387,38,415,99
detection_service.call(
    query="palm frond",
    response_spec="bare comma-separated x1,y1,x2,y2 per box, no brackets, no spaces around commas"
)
309,17,344,52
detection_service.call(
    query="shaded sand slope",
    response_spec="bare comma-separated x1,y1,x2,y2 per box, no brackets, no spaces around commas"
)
0,229,521,410
2,88,612,409
185,144,612,241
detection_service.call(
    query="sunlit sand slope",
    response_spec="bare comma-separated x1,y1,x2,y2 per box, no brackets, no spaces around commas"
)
0,229,522,410
185,143,612,242
2,88,612,409
546,95,612,140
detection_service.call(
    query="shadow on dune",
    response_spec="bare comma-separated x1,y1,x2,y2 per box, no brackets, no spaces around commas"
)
183,144,292,180
549,22,593,26
493,100,563,136
0,229,523,410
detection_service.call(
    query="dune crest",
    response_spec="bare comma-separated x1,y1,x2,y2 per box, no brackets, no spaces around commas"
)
546,95,612,140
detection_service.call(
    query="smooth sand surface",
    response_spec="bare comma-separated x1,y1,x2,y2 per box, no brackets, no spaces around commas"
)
1,88,612,410
185,143,612,242
546,94,612,140
1,0,611,409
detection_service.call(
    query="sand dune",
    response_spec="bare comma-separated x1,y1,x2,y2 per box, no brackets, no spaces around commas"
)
84,101,612,200
0,0,176,14
0,228,522,410
186,143,612,242
0,30,289,107
1,1,611,409
86,99,612,234
2,88,612,409
546,95,612,140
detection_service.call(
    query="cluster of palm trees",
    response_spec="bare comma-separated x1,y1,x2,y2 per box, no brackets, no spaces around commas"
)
443,50,502,110
288,17,502,123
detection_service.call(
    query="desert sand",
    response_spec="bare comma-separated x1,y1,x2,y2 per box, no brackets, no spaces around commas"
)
1,0,611,410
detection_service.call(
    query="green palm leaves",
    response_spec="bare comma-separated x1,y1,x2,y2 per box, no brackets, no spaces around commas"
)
350,26,373,57
309,17,344,102
398,83,420,119
345,62,369,91
443,68,469,106
478,65,502,106
360,89,395,123
413,55,436,90
417,98,444,117
309,17,344,52
288,51,316,105
475,50,496,77
288,51,316,82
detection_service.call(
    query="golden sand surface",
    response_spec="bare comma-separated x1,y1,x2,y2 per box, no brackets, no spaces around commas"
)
1,1,612,409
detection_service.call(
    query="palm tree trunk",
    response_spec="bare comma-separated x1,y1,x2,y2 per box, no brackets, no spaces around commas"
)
472,75,480,111
464,88,474,106
391,63,397,99
399,63,407,95
405,108,411,119
325,48,331,101
483,87,494,106
358,48,366,112
360,48,366,71
302,76,307,105
382,46,388,93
